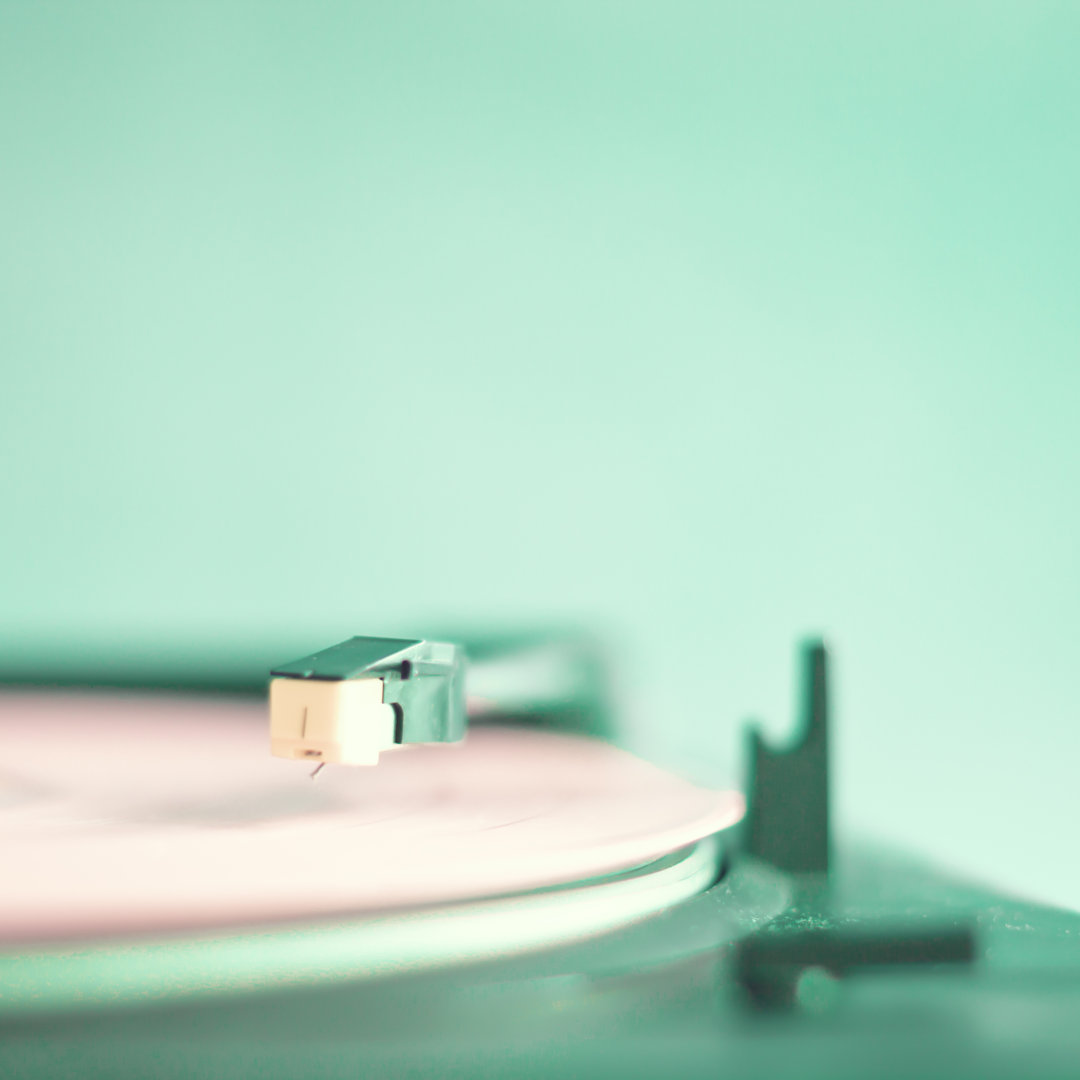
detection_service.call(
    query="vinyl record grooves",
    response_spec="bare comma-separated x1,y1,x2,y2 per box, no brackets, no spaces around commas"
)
0,692,742,964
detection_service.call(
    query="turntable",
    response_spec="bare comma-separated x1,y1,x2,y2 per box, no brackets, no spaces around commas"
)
2,634,1078,1079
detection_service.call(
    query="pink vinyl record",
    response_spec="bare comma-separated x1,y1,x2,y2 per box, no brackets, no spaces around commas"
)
0,692,743,942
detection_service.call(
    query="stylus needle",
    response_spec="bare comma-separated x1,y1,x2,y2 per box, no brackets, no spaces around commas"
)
310,762,325,780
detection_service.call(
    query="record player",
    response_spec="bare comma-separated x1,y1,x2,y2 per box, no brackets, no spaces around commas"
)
2,633,1078,1080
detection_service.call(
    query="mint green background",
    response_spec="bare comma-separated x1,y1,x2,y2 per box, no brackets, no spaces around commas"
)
2,5,1078,906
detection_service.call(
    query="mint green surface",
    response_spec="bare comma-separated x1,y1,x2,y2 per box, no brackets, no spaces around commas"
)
4,847,1080,1079
2,5,1078,907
